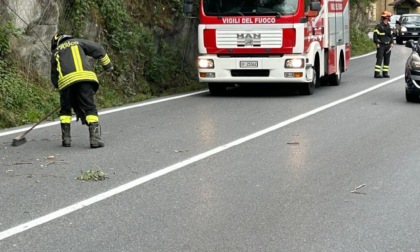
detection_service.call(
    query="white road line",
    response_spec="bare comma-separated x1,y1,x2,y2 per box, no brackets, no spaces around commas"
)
0,75,403,241
0,91,207,137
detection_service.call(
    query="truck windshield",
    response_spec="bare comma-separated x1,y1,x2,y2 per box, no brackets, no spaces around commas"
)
203,0,298,16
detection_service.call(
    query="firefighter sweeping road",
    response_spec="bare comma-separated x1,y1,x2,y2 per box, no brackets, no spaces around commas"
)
0,45,420,251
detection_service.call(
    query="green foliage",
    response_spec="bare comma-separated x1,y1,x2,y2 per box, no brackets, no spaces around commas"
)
65,0,95,37
350,0,376,9
128,0,183,27
0,22,58,128
76,169,108,181
0,60,59,128
0,21,21,57
350,25,376,56
95,0,133,51
61,0,198,98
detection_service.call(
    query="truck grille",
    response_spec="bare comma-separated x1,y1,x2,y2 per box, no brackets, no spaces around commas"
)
216,29,282,48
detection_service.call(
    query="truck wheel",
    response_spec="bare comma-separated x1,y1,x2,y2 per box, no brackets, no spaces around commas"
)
299,69,316,95
208,83,227,96
396,36,403,45
329,62,342,86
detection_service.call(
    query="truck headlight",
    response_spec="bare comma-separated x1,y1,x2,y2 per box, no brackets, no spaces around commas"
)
198,59,214,69
285,58,304,68
401,26,408,32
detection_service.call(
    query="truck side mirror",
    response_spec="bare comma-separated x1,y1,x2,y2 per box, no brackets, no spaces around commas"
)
306,2,320,17
310,2,321,11
184,0,194,15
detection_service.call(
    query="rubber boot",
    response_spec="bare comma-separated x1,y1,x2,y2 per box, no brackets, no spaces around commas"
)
61,123,71,147
374,72,383,78
89,123,105,148
383,72,390,78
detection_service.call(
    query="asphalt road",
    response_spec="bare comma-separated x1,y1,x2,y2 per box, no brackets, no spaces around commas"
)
1,45,420,251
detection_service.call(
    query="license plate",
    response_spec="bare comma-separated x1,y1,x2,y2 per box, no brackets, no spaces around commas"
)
240,61,258,68
413,32,418,35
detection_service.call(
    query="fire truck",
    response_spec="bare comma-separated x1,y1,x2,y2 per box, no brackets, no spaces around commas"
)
184,0,350,95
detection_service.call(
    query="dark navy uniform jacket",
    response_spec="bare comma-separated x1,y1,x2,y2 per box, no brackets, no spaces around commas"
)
51,38,113,91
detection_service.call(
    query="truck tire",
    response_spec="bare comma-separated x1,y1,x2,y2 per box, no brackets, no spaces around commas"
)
299,69,316,95
208,83,227,96
329,59,342,86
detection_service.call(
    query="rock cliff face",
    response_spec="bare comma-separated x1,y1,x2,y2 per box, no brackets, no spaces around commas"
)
169,18,199,66
3,0,59,77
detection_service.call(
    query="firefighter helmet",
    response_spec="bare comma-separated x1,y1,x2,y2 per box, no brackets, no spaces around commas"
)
381,10,392,19
51,34,74,51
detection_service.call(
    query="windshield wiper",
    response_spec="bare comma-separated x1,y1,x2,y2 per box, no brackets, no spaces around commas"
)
220,12,245,16
220,11,281,18
254,11,281,17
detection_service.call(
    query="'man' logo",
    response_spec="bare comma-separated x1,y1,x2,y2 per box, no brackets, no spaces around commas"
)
237,33,261,39
237,33,261,47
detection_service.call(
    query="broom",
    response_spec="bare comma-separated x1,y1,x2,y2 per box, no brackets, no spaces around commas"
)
11,106,60,147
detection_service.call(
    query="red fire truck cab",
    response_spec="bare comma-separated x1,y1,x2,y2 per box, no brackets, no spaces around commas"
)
184,0,350,95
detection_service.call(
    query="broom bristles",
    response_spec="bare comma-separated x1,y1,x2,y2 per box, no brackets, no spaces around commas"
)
11,136,27,147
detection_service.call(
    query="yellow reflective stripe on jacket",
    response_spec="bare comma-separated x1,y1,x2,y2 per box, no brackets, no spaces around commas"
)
58,71,98,90
55,53,63,78
99,54,111,66
60,115,72,124
86,115,99,124
373,29,385,35
71,45,83,71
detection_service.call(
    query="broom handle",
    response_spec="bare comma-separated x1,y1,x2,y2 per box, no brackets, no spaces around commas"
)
21,106,60,137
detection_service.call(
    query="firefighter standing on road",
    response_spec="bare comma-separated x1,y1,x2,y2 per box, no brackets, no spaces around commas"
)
50,34,113,148
373,10,394,78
